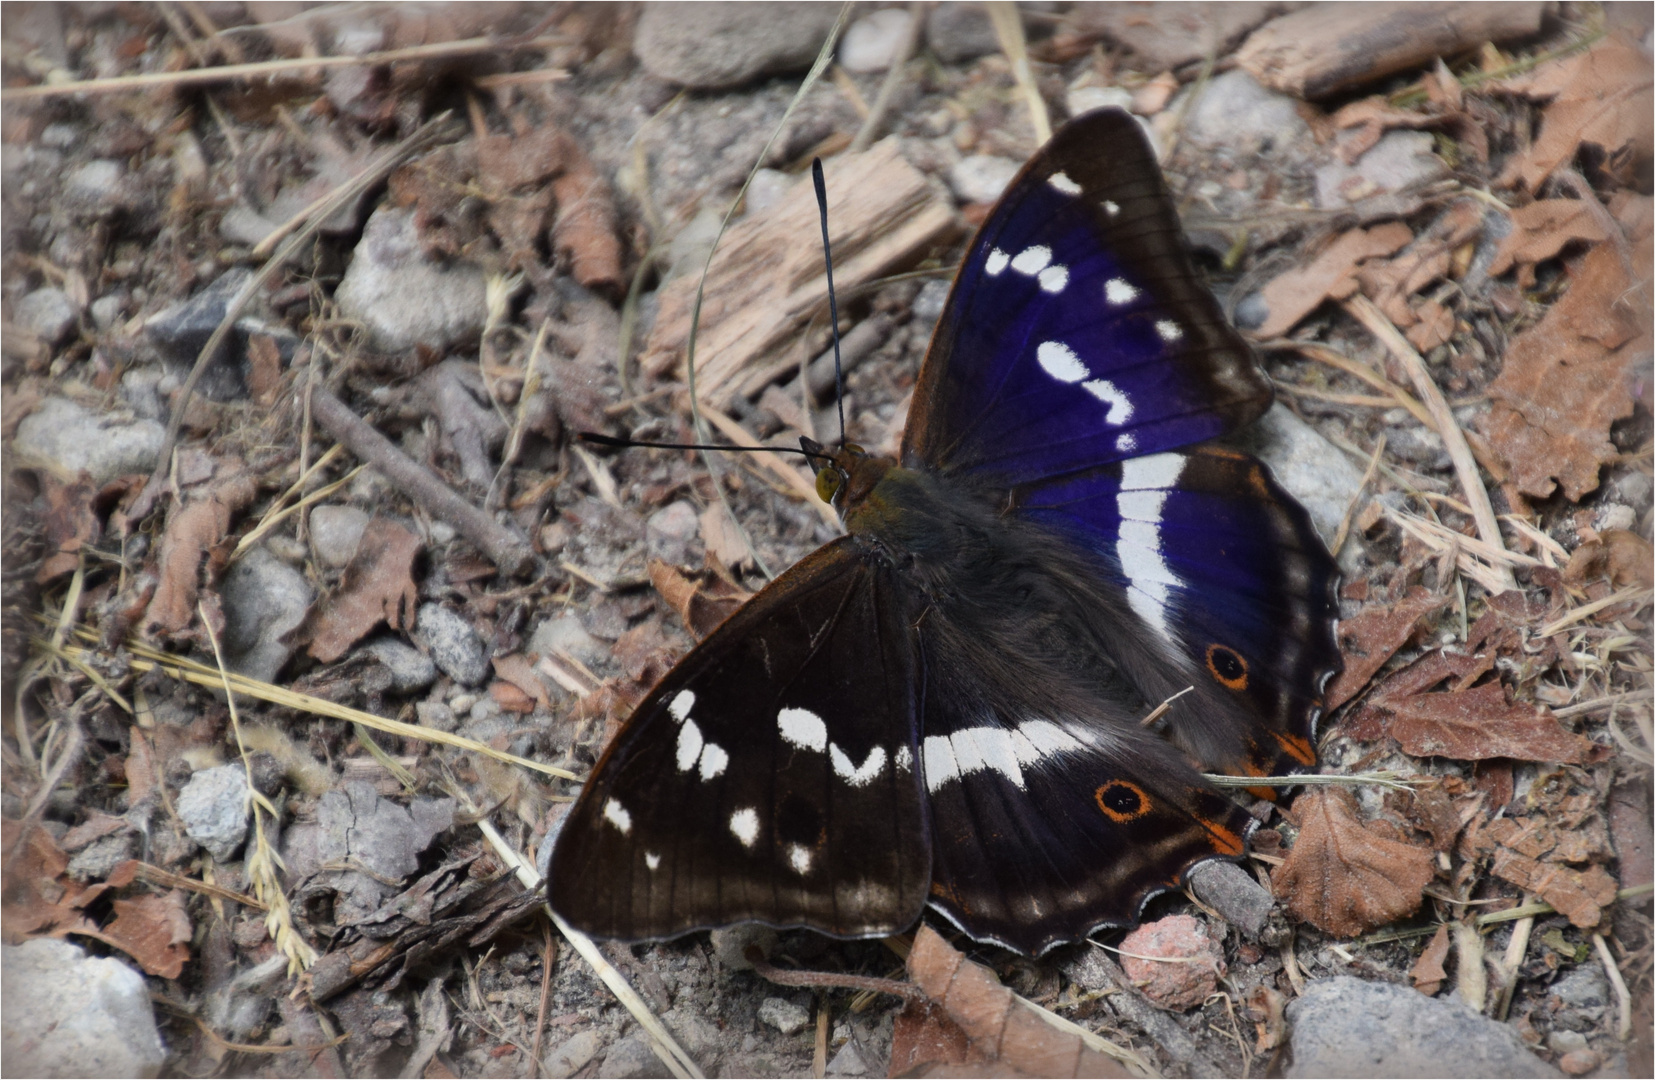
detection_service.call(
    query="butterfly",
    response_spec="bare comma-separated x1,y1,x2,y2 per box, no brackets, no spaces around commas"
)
550,108,1340,956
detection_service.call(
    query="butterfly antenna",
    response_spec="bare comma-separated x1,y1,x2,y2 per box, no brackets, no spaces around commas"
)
578,431,831,465
811,157,846,444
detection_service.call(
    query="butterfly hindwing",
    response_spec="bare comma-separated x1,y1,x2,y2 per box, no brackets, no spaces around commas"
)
1014,445,1341,782
903,109,1272,486
549,538,930,942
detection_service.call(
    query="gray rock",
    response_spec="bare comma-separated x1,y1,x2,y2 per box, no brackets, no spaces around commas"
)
359,636,437,694
663,207,724,284
758,996,811,1036
66,831,138,882
144,268,300,401
1316,131,1448,209
176,763,251,862
744,168,795,217
1188,858,1273,937
597,1033,671,1079
1603,469,1653,519
1067,83,1134,119
218,204,279,247
1548,964,1609,1010
1077,1,1281,70
708,924,779,970
1180,69,1309,154
413,603,490,686
334,205,487,353
530,613,609,671
1230,403,1366,548
912,278,950,325
309,504,371,568
316,781,454,882
633,2,838,89
1,938,166,1079
64,158,124,203
17,286,76,343
926,2,998,63
840,8,914,73
645,501,702,567
39,122,79,149
826,1037,873,1077
89,293,125,329
948,154,1020,205
544,1029,604,1079
220,546,314,683
415,701,456,732
13,396,165,485
1285,976,1557,1078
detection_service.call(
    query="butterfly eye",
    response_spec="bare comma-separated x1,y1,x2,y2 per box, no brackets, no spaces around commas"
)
816,468,844,504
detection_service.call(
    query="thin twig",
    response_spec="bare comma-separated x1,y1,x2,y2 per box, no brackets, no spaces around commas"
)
1345,295,1516,591
1553,691,1651,719
308,384,535,576
1537,587,1653,638
530,919,557,1079
1332,434,1386,557
748,951,925,1001
1,35,571,100
987,1,1050,143
1593,933,1634,1042
850,2,930,153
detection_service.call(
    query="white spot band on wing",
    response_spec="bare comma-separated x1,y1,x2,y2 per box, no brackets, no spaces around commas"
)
1037,265,1069,293
668,689,695,721
1105,278,1139,305
645,851,660,870
984,247,1010,276
1010,245,1052,275
603,798,632,834
729,807,759,848
676,719,704,772
1155,319,1184,342
777,707,827,752
1048,171,1082,195
1083,379,1132,425
829,744,887,787
1036,341,1087,383
699,742,729,780
1116,453,1188,643
923,721,1087,792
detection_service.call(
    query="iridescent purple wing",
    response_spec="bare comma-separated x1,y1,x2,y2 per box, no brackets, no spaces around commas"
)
903,109,1271,486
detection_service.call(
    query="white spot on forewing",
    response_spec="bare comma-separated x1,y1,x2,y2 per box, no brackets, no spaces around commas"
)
1156,319,1184,342
777,707,827,752
1083,379,1132,425
669,690,695,721
829,744,887,787
950,727,1025,789
1120,453,1186,491
984,247,1009,276
1016,720,1087,758
894,745,913,772
699,742,729,780
1037,265,1069,293
729,807,759,848
645,851,660,870
1117,433,1137,452
1105,278,1139,305
1117,489,1170,523
1048,171,1082,195
1102,199,1120,216
1036,341,1087,383
1010,245,1052,275
676,719,704,772
787,844,812,874
603,798,632,834
923,735,959,793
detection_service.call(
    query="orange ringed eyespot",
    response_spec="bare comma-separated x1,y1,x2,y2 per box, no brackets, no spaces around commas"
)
1095,780,1151,823
1205,643,1249,691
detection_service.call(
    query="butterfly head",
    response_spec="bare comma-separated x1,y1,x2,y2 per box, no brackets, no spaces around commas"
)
800,437,896,519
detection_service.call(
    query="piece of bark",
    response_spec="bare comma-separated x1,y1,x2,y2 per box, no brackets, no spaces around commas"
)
641,138,956,408
1236,3,1548,100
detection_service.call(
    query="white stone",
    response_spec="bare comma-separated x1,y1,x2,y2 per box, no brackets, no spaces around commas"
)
1,938,166,1078
839,8,913,73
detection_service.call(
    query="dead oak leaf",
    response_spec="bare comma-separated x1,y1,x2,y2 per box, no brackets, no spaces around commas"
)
141,469,258,638
294,517,423,663
907,925,1129,1078
648,559,749,641
1488,849,1618,928
1488,200,1609,287
1325,587,1450,711
1272,787,1434,938
1252,222,1414,340
1386,681,1592,764
1410,924,1451,996
96,891,192,979
1477,195,1652,501
1499,34,1655,191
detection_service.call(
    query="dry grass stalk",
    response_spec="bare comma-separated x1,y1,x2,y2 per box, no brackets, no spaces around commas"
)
987,1,1051,143
1383,505,1538,594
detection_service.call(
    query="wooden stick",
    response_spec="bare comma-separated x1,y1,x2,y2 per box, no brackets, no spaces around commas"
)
1,35,570,101
1345,295,1516,591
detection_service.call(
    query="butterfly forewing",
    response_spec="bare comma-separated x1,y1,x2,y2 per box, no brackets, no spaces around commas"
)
550,538,930,942
903,109,1272,486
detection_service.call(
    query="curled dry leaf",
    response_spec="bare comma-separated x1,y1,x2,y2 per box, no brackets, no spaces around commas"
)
97,891,192,979
1479,194,1652,501
906,925,1129,1078
491,653,552,710
1324,587,1449,711
293,517,423,663
1410,924,1450,996
1563,528,1655,590
889,999,980,1076
1386,681,1593,764
1487,199,1609,287
36,473,101,583
1272,788,1434,938
1244,984,1287,1053
1252,222,1413,340
141,468,258,638
1488,848,1619,929
648,558,749,641
1498,34,1655,191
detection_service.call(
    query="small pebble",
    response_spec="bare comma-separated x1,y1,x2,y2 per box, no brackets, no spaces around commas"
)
839,8,913,73
64,159,123,203
334,206,487,353
176,763,251,862
758,996,811,1036
947,154,1019,205
415,603,490,687
1558,1049,1599,1075
16,287,76,343
925,2,998,63
309,504,371,568
1118,914,1224,1011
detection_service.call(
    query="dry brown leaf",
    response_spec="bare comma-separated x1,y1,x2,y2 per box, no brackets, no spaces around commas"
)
1562,528,1655,590
491,653,552,710
246,332,284,408
1487,200,1610,286
297,517,423,663
1252,222,1414,340
611,619,677,688
698,501,751,572
1244,984,1287,1053
889,999,980,1076
648,559,749,641
907,925,1129,1078
1488,849,1619,928
1499,35,1655,190
1325,587,1450,711
551,160,623,299
1386,681,1593,764
1410,924,1450,996
1478,195,1652,501
489,679,537,714
1331,97,1441,163
97,891,192,979
36,473,101,584
1272,788,1434,938
141,469,257,638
